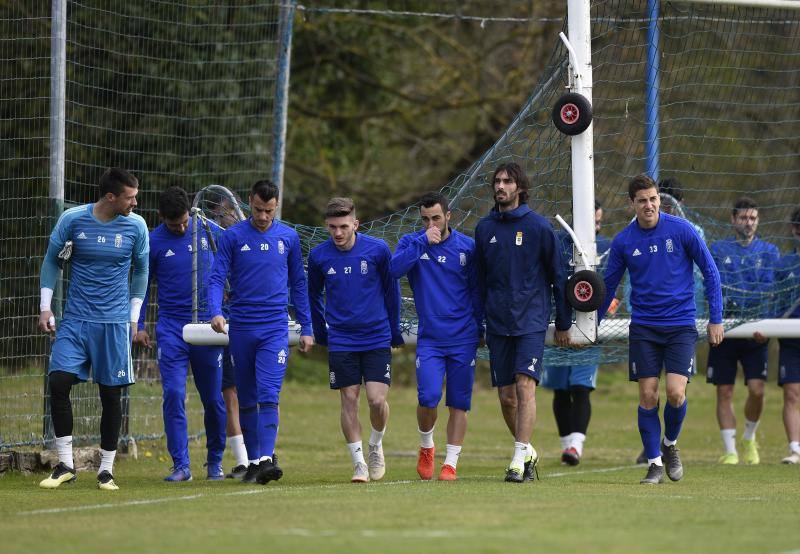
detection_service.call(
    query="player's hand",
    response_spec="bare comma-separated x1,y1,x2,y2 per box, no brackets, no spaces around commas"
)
752,331,769,344
133,329,152,348
554,328,572,347
38,310,56,333
298,335,314,353
211,315,227,334
707,323,724,347
425,226,442,245
606,298,620,316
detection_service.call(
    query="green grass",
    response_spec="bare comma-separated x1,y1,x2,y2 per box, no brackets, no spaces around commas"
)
2,369,800,554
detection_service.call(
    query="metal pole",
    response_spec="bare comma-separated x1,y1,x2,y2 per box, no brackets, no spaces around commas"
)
271,0,296,219
567,0,597,342
645,0,660,182
44,0,67,448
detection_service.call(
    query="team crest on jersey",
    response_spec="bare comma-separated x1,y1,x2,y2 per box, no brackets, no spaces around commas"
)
165,249,175,257
278,240,285,254
756,258,763,269
360,260,368,274
420,253,430,260
114,234,122,248
515,231,523,246
77,232,87,240
666,239,674,252
459,252,466,266
201,237,208,250
329,371,336,385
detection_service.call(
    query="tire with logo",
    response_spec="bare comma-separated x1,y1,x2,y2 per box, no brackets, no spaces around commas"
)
566,270,606,312
552,92,592,136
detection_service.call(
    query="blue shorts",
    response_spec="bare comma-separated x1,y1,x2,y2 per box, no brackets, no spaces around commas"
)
328,348,392,389
779,339,800,386
706,338,768,385
540,364,598,390
486,332,545,388
221,346,236,390
416,343,477,411
49,318,134,386
628,323,697,381
228,325,289,407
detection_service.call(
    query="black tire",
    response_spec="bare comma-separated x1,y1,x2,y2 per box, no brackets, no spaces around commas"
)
552,92,593,136
566,270,606,312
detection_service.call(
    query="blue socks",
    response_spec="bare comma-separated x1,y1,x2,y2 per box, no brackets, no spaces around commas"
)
664,399,687,443
638,405,661,460
239,405,259,462
258,402,279,460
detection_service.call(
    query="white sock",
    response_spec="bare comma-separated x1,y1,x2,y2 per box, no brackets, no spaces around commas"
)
789,441,800,455
419,427,434,449
648,456,663,467
99,448,116,475
259,455,272,463
527,443,537,461
721,429,737,454
347,441,366,465
444,444,462,468
228,434,248,467
663,437,677,447
369,426,385,447
571,432,587,456
743,419,760,441
248,459,259,466
55,436,74,469
559,435,570,450
511,442,527,469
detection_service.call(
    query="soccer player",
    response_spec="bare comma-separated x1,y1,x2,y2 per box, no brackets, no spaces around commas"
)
38,168,149,491
207,191,250,478
474,162,572,483
132,187,227,481
708,198,779,465
308,198,404,483
540,201,610,465
208,180,313,485
390,192,482,481
774,206,800,464
599,174,724,485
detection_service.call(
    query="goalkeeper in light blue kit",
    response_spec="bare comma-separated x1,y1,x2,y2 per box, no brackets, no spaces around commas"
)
307,197,404,483
391,192,483,482
133,187,227,482
38,168,149,491
208,180,314,485
599,174,724,485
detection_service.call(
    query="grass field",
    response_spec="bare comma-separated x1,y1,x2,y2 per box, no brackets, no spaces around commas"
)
2,368,800,554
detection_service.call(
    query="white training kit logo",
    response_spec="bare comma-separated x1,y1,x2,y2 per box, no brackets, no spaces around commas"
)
278,349,287,364
384,363,391,379
724,256,732,264
165,249,175,257
327,267,336,275
527,358,538,372
240,244,251,252
632,248,642,256
420,253,430,260
77,232,87,240
489,236,497,244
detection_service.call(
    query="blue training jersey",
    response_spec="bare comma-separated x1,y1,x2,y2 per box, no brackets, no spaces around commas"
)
710,236,779,318
775,250,800,319
390,228,483,347
307,233,403,351
207,218,311,334
138,219,222,328
599,212,722,326
40,203,149,323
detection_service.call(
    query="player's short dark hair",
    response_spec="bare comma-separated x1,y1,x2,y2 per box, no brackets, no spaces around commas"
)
491,162,530,204
418,192,449,214
628,174,657,200
732,197,758,217
791,206,800,227
99,168,139,196
325,197,355,218
658,177,684,202
158,186,189,220
594,199,603,211
251,180,279,203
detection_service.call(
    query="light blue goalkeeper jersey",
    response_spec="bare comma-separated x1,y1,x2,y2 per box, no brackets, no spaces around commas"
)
40,204,150,323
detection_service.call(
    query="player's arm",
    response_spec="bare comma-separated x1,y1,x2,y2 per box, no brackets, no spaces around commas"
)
542,225,572,346
133,244,155,348
208,230,233,333
685,226,724,345
474,227,487,306
379,244,404,347
467,246,485,343
287,233,313,352
38,211,72,332
306,250,328,347
389,233,425,279
598,237,626,323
